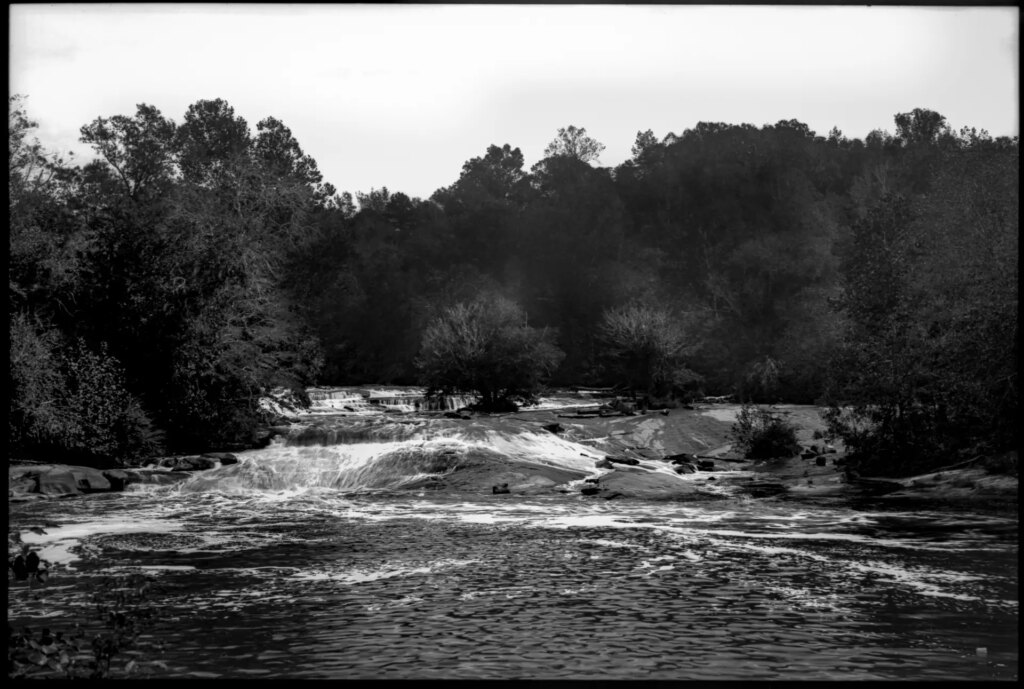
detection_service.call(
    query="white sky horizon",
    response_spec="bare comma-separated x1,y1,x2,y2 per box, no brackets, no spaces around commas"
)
9,4,1020,200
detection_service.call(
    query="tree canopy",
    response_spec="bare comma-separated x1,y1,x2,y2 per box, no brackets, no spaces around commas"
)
9,102,1018,475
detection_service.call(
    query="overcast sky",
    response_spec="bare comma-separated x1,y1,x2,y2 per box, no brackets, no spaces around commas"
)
10,4,1020,200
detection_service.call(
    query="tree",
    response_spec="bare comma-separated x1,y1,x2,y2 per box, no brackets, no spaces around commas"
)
79,104,177,201
894,108,949,146
599,301,698,400
175,98,251,186
543,125,606,164
417,294,564,411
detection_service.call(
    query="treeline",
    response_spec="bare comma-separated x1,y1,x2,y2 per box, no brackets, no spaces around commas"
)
9,97,1017,474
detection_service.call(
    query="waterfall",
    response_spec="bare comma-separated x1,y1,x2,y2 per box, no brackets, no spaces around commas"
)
172,423,605,494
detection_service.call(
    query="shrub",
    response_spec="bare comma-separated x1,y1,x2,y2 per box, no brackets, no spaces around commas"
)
598,301,697,399
9,318,163,464
731,404,799,459
417,293,564,412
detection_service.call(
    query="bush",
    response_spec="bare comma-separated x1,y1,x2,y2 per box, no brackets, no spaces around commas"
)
417,293,564,411
9,318,163,464
731,404,799,459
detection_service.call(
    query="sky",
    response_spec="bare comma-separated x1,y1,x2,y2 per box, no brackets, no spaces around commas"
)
9,4,1020,200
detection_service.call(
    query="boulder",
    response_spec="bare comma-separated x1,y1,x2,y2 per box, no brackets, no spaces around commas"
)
580,484,601,496
607,456,640,466
697,460,716,471
509,476,557,493
102,469,133,491
129,470,192,486
37,468,82,496
9,472,39,496
673,463,698,474
492,483,510,494
815,456,827,467
592,470,715,501
154,455,219,471
542,423,565,434
202,452,239,466
66,466,112,492
583,477,601,484
665,453,698,464
594,458,614,470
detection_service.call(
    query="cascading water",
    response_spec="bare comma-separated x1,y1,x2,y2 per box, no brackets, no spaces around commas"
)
8,402,1017,680
172,416,616,494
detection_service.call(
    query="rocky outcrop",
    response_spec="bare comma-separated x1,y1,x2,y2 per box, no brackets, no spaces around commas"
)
141,453,238,471
9,464,113,497
9,454,230,499
581,467,723,501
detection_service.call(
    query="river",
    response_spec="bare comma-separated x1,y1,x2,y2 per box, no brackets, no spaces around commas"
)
7,413,1018,680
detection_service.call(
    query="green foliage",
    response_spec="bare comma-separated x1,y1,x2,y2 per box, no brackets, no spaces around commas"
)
731,404,799,460
417,293,564,410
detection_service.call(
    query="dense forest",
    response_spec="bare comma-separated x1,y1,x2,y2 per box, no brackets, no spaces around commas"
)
9,96,1018,475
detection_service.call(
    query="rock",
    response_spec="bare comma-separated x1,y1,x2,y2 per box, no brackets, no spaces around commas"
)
673,463,697,474
584,477,600,484
33,465,116,496
825,445,837,453
157,455,219,471
102,469,133,491
492,483,510,494
202,452,239,465
509,476,557,493
580,485,601,496
543,423,565,434
135,470,193,486
665,453,697,464
697,460,716,471
708,476,716,481
801,450,817,460
592,470,716,501
815,456,827,467
9,472,39,495
607,456,640,466
660,409,670,416
594,458,614,470
252,428,273,448
9,553,28,580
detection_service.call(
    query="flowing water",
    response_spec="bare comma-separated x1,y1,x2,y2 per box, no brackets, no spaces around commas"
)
8,416,1018,680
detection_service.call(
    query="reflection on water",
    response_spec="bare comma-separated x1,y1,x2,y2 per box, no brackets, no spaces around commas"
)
8,489,1017,680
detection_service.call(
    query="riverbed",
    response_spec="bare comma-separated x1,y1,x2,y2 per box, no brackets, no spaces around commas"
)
7,408,1019,680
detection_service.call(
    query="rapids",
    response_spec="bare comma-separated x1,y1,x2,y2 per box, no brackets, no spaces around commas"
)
8,413,1018,680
